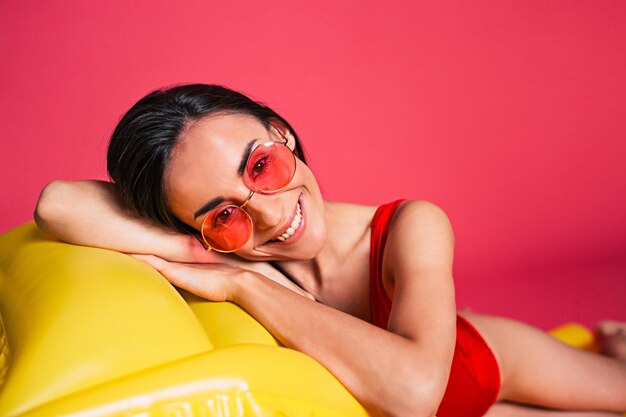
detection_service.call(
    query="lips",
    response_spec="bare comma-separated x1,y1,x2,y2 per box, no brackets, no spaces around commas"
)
267,193,305,245
273,201,302,241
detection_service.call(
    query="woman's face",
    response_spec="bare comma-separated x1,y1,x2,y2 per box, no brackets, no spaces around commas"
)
165,112,326,261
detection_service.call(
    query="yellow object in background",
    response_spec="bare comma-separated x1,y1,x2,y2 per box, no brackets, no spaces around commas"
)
0,223,368,417
550,323,598,352
0,223,598,417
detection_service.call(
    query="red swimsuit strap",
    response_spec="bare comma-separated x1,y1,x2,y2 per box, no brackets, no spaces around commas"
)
369,199,406,329
368,199,501,416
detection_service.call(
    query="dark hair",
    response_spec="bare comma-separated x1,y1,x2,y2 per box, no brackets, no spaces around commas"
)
107,83,306,235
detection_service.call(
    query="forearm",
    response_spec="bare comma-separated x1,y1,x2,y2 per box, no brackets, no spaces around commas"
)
34,180,206,262
232,272,451,417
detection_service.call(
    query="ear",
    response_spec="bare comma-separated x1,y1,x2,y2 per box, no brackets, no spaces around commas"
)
268,118,297,150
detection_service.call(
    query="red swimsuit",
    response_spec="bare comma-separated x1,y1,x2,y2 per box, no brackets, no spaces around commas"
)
370,199,501,417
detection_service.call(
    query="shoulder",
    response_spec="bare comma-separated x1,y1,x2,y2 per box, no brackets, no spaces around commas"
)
391,200,453,236
385,199,455,271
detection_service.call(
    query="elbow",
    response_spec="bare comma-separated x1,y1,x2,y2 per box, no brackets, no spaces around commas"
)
34,180,70,232
383,363,449,417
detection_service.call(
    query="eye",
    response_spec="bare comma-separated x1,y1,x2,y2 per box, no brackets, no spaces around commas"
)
248,153,275,181
252,157,267,175
213,207,233,227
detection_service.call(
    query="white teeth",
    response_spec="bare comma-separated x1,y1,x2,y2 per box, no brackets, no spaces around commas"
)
272,201,302,242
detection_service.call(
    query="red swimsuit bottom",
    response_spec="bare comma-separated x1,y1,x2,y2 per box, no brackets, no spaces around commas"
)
370,200,501,417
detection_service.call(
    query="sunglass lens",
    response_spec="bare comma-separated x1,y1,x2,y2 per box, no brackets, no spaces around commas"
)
246,142,296,192
202,206,253,252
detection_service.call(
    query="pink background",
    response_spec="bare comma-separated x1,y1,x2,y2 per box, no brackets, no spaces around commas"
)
1,1,625,330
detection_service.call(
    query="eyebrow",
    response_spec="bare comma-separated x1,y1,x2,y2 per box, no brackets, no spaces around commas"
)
237,139,257,177
193,138,257,220
193,196,225,220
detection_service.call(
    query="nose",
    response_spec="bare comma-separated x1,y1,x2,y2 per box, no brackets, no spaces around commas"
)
244,192,285,231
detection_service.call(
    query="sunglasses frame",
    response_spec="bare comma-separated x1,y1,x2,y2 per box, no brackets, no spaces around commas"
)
198,124,297,253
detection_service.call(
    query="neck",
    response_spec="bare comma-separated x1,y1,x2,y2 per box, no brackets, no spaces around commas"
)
273,201,374,299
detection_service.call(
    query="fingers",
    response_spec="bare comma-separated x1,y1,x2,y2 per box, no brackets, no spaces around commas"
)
129,253,314,302
129,253,230,301
130,254,170,271
131,254,195,295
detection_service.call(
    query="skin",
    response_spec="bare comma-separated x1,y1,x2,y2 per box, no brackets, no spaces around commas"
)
154,112,459,416
35,112,626,416
165,112,383,309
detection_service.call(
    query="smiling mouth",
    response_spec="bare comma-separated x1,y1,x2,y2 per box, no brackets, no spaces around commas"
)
271,201,302,242
269,194,304,243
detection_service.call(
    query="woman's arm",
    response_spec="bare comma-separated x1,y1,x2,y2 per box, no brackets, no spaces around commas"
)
134,200,456,417
34,180,209,263
34,180,313,298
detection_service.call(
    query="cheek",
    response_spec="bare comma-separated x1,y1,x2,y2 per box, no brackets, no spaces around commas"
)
297,163,326,229
297,163,322,196
305,205,327,254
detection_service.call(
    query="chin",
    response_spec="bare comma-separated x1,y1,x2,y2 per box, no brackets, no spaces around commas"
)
244,226,326,262
296,224,326,259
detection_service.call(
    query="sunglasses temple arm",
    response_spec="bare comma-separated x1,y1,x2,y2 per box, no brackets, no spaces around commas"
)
269,122,289,145
193,233,212,252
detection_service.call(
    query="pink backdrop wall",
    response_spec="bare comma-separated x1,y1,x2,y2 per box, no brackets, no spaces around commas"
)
1,1,625,329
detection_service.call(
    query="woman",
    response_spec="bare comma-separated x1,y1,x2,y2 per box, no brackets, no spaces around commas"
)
35,84,626,417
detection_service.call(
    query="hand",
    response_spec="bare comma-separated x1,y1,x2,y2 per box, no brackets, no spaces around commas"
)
131,254,315,302
181,236,315,301
131,254,241,301
226,258,316,301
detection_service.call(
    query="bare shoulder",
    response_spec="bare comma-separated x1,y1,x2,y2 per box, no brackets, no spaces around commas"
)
391,199,453,234
385,199,455,271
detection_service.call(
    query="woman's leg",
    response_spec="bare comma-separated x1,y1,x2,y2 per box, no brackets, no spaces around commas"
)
458,311,626,412
485,402,622,417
